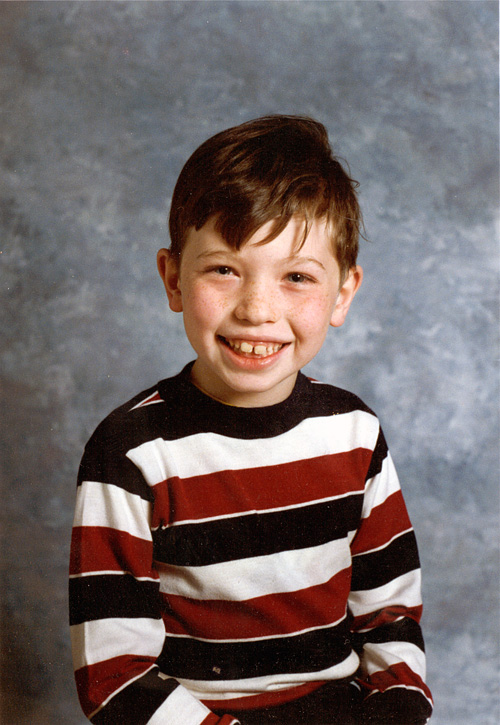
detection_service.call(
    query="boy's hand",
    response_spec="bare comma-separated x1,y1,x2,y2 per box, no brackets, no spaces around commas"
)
359,687,431,724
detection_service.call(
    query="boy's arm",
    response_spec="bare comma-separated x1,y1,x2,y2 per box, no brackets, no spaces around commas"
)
348,429,433,724
69,429,239,725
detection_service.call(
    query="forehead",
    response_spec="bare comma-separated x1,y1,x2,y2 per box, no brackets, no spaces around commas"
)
184,215,338,260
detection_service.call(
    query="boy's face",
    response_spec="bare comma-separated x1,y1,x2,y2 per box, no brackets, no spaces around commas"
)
157,216,362,407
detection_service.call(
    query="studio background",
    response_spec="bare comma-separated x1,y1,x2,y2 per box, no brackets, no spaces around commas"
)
1,2,498,723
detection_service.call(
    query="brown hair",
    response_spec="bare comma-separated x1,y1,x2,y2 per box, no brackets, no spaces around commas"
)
168,115,362,277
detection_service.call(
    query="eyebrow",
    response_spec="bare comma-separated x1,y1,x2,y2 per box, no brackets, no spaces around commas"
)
196,250,233,260
286,255,327,271
196,250,327,272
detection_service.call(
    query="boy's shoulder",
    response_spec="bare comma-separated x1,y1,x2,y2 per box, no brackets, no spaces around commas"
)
84,379,171,453
305,375,376,419
84,368,379,455
83,363,205,453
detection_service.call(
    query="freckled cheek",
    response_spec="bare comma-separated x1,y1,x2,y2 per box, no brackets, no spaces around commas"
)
185,285,230,328
291,296,334,336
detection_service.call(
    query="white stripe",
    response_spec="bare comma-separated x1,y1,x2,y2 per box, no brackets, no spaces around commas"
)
348,569,422,617
130,391,163,410
178,649,360,700
164,613,347,645
362,640,426,679
73,480,152,540
71,617,165,669
126,411,379,486
146,682,213,725
69,570,158,582
161,488,360,530
158,537,351,601
361,452,401,518
89,665,157,719
352,527,414,557
69,569,158,584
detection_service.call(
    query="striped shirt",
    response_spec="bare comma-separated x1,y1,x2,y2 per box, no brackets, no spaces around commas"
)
70,363,432,724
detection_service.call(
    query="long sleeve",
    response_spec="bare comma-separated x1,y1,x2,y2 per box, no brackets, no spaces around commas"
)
70,371,433,723
69,424,239,725
348,429,433,723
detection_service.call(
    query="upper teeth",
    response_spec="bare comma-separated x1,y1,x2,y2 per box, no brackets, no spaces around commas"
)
228,340,283,355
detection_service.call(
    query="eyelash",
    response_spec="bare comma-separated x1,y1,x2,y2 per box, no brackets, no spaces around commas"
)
286,272,314,284
209,266,234,275
206,267,315,284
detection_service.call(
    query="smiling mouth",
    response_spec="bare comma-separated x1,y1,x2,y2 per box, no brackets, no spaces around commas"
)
218,336,286,357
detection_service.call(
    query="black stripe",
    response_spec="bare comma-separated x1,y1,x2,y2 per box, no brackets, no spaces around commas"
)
157,619,352,681
365,429,388,481
79,383,162,500
353,617,425,653
351,530,420,591
91,669,178,725
69,574,161,625
305,380,375,418
360,688,432,723
156,367,314,439
153,494,363,566
77,452,151,499
156,365,375,439
79,367,376,499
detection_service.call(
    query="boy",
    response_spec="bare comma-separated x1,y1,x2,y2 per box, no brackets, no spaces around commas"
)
70,116,433,724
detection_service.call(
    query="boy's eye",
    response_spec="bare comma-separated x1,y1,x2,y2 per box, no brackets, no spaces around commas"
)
212,266,234,275
287,272,311,284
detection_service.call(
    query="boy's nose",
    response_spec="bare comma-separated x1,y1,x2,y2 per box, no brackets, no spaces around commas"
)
234,285,279,325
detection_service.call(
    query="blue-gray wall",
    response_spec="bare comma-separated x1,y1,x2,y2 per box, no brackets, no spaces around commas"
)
1,2,498,723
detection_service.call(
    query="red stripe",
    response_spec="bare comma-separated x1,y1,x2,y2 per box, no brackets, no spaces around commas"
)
70,526,155,578
152,449,371,527
350,490,411,556
203,715,240,725
160,567,351,640
75,655,156,716
361,661,433,702
203,680,325,710
201,715,220,725
351,605,423,632
134,392,163,408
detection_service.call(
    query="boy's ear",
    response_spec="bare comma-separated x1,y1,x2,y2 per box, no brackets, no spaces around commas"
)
330,265,363,328
157,248,183,312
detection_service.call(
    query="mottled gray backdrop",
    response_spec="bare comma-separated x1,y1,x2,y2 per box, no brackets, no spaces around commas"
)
1,1,498,723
